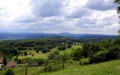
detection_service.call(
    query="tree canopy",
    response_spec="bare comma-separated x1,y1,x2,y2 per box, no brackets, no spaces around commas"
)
114,0,120,35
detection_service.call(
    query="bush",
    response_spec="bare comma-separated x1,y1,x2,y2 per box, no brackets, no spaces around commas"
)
48,50,59,60
106,46,120,60
24,51,28,56
36,50,39,53
80,58,89,65
71,48,83,60
3,57,7,65
44,61,62,72
38,58,45,66
67,44,72,48
4,69,14,75
41,47,49,53
57,46,66,51
89,50,108,63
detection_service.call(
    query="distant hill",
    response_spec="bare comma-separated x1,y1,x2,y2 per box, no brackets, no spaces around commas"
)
0,32,118,41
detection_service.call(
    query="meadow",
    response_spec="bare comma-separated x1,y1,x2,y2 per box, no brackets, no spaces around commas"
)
0,45,82,75
0,37,120,75
38,59,120,75
16,45,82,59
0,59,120,75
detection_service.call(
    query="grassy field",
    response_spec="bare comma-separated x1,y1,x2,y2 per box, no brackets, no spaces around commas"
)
0,45,82,75
38,59,120,75
0,66,44,75
2,44,120,75
1,59,119,75
17,45,82,59
17,50,48,59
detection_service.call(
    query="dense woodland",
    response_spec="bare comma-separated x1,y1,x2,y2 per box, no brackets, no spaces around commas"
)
0,36,73,57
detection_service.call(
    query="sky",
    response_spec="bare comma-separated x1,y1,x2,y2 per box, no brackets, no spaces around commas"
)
0,0,119,35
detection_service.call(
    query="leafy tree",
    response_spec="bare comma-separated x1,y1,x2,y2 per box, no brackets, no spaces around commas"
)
62,53,69,69
114,0,120,35
3,57,7,65
57,46,66,51
36,50,39,53
48,50,59,60
67,44,72,48
29,52,31,55
24,51,28,56
71,48,83,60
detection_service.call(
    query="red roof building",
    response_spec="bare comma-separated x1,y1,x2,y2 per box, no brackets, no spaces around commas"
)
7,61,17,68
0,58,3,64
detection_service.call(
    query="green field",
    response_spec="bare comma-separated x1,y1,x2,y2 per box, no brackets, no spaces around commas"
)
17,45,82,59
0,59,120,75
38,59,120,75
1,44,120,75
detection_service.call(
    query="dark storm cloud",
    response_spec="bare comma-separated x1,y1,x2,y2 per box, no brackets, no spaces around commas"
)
85,0,117,11
66,7,91,18
31,0,66,17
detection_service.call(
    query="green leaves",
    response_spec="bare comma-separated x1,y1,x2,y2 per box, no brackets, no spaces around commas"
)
117,6,120,14
114,0,120,4
114,0,120,14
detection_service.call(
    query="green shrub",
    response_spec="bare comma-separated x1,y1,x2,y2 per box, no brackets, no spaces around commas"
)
4,69,14,75
44,61,62,72
71,48,83,60
80,58,89,65
89,50,108,63
48,50,59,60
38,58,45,66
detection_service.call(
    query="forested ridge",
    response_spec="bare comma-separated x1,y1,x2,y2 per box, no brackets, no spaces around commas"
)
0,36,74,57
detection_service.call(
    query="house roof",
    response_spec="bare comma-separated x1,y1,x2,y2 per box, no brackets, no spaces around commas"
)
7,61,17,68
31,62,39,66
0,58,3,64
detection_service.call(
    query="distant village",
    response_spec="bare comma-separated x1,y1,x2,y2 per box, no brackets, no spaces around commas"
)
0,58,17,70
0,56,41,71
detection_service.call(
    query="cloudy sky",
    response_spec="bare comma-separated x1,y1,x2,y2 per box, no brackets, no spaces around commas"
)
0,0,119,35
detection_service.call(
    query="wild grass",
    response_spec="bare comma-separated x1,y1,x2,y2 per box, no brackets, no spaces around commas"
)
16,45,81,60
38,59,120,75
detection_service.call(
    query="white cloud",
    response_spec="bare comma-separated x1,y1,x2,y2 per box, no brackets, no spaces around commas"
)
0,0,119,35
0,0,32,23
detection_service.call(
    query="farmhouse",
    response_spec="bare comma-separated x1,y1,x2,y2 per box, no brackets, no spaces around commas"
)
31,62,39,66
0,58,3,64
7,61,17,68
29,62,39,66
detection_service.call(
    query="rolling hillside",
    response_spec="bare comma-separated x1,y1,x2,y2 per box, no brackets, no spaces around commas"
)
38,59,120,75
0,33,117,42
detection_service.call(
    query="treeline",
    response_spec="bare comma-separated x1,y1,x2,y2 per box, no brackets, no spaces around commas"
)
19,38,120,72
0,36,74,57
1,37,120,73
72,38,120,64
42,38,120,72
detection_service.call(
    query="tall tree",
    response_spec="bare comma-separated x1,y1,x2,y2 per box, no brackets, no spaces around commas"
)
114,0,120,35
3,57,7,65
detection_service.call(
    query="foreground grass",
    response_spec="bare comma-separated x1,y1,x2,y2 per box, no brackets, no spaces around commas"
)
0,59,120,75
38,59,120,75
